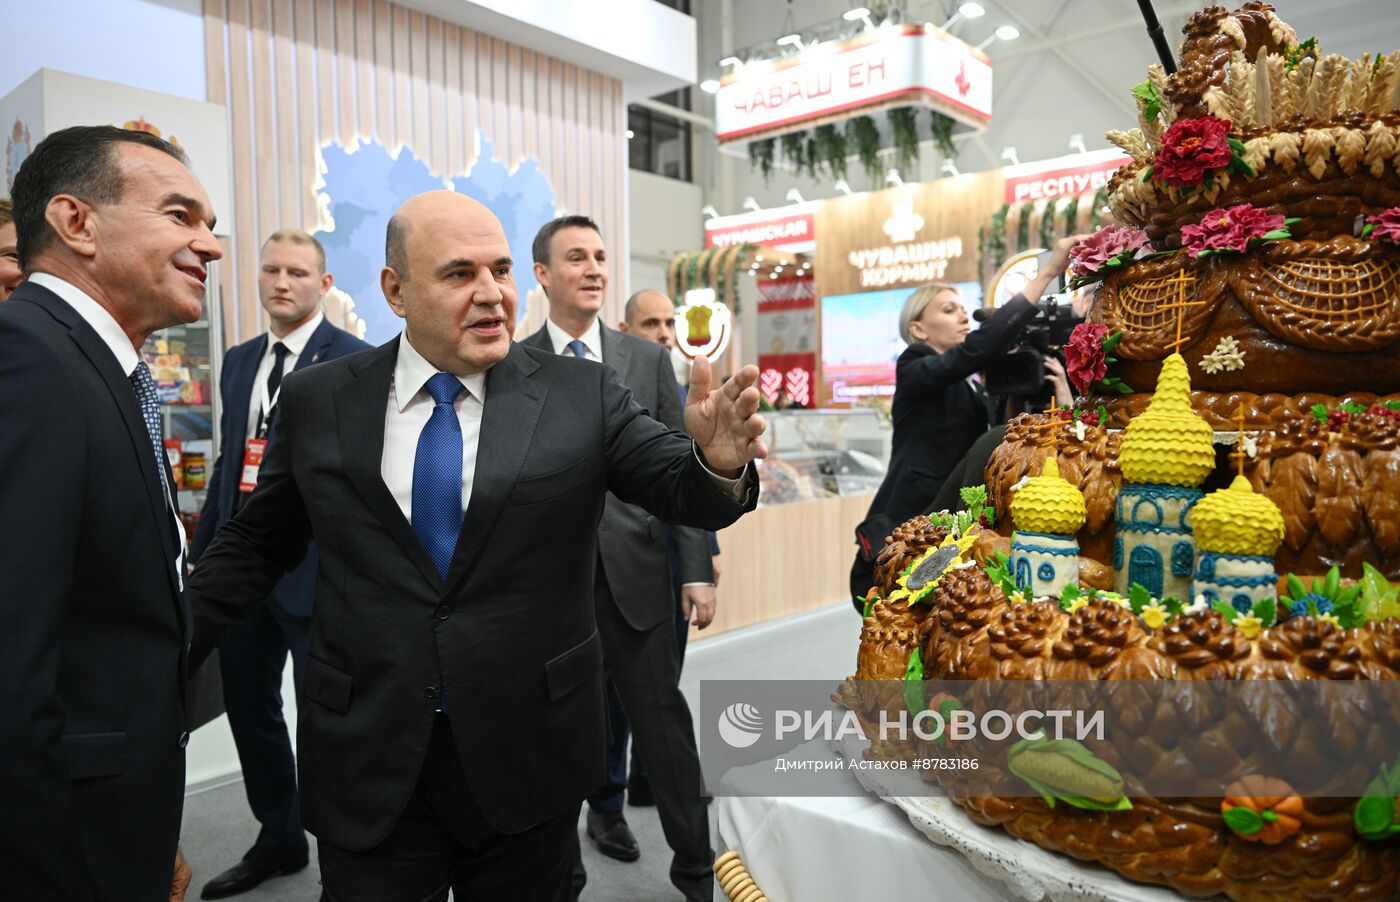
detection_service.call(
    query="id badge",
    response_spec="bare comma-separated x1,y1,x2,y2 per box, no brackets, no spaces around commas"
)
238,438,269,493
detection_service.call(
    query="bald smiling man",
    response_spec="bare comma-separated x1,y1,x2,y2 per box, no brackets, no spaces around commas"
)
189,190,767,901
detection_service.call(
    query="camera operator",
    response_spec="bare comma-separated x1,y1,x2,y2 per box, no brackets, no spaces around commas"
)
849,235,1085,610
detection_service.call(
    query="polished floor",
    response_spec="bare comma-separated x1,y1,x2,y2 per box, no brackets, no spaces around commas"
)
179,602,857,901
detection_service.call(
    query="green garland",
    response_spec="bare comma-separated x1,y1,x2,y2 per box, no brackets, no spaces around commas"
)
847,115,882,187
987,203,1010,275
929,111,956,160
748,139,776,183
1039,200,1058,250
1089,187,1109,229
814,123,848,181
1063,194,1080,236
977,224,988,287
1016,202,1033,252
889,107,921,176
804,134,820,180
780,131,807,175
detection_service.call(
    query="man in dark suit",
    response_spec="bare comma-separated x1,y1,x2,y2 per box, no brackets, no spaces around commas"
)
616,288,722,802
190,228,369,898
0,125,222,900
189,190,766,901
523,224,717,901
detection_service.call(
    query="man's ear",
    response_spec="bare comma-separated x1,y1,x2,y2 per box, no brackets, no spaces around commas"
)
533,261,551,295
617,321,631,333
319,272,334,296
44,195,98,260
381,267,407,319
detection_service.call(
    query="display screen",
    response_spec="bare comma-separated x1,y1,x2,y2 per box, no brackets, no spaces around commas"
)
820,282,982,407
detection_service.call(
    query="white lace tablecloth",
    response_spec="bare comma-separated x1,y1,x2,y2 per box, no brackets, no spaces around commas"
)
712,737,1206,902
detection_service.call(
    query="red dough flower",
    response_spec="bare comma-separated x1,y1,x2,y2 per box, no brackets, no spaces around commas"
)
1068,226,1150,277
1180,204,1286,257
1065,322,1111,394
1366,207,1400,242
1154,116,1234,186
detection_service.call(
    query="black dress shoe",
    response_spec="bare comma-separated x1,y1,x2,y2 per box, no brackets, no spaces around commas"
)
200,844,309,899
626,778,655,807
585,808,640,862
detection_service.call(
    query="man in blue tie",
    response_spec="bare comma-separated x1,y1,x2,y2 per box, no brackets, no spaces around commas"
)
1,124,222,900
190,228,369,899
189,190,766,901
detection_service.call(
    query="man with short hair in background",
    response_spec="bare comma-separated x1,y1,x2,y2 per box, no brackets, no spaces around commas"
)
0,197,22,299
615,288,722,806
522,221,717,902
1,123,222,900
190,228,369,899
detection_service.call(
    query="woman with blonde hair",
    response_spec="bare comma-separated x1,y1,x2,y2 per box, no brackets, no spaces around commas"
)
850,236,1083,608
0,198,21,300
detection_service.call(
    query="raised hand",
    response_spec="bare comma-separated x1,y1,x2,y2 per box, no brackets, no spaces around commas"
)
684,356,768,477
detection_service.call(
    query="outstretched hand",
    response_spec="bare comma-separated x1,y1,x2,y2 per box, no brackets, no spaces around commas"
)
684,356,768,477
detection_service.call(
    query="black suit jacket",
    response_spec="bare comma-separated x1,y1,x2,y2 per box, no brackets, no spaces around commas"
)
189,339,755,847
190,317,370,617
867,294,1039,525
521,324,714,629
0,281,189,900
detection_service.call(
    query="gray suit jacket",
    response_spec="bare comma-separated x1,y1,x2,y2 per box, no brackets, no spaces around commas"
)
523,323,714,630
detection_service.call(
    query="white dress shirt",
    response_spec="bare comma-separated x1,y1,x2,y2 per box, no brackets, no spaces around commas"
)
29,271,187,584
245,310,324,438
381,332,487,524
545,317,602,361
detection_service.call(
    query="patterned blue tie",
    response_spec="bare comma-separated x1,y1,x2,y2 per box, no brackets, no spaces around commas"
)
567,339,587,359
129,361,171,502
413,373,465,580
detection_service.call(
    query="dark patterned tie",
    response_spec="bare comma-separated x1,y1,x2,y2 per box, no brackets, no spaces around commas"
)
256,342,292,436
129,361,171,502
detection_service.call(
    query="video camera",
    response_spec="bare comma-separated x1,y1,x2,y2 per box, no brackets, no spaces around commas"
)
974,249,1085,398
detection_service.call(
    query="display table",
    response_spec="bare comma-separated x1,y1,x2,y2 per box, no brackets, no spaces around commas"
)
712,741,1007,902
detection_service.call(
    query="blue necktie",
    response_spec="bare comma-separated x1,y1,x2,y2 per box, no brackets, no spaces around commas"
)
412,373,465,580
567,339,587,359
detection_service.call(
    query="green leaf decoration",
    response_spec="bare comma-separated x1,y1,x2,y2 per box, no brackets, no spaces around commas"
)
903,647,925,716
847,115,882,186
1130,80,1162,122
1251,597,1277,628
1354,796,1398,839
1211,598,1239,622
1287,573,1308,600
1141,166,1155,183
1016,202,1032,252
1324,566,1341,600
1310,403,1330,422
861,593,877,619
1127,582,1152,614
1259,228,1292,240
1007,734,1130,811
1060,583,1083,606
1101,330,1124,355
1223,806,1264,836
1162,595,1185,616
1227,137,1248,155
1362,222,1378,239
930,696,962,747
1358,563,1400,623
1260,809,1280,823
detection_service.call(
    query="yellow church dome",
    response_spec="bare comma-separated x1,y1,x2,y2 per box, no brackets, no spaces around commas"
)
1118,353,1215,487
1191,474,1285,556
1010,456,1087,536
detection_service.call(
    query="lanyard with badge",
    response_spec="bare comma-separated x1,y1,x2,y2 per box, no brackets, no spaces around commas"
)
238,374,282,495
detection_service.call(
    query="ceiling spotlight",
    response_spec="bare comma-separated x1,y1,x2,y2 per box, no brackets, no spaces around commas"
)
942,2,985,29
1068,133,1088,154
700,79,721,94
843,6,875,29
755,254,765,262
941,159,961,177
885,169,904,187
742,196,763,213
701,205,720,219
785,188,805,204
719,56,742,68
995,24,1020,41
624,129,634,139
1000,146,1020,165
770,272,780,279
777,34,805,50
833,178,853,196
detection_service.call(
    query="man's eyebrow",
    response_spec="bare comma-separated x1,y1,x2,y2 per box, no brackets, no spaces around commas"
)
493,256,513,268
162,192,215,230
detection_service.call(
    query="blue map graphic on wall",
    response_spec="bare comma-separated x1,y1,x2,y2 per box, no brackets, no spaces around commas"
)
316,135,558,346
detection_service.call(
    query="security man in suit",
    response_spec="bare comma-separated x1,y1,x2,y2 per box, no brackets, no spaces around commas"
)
189,190,766,901
1,124,221,901
190,228,369,898
522,220,717,902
